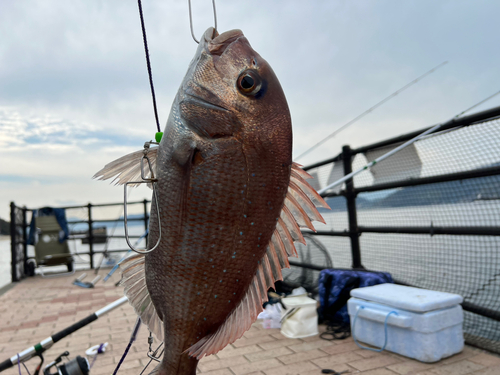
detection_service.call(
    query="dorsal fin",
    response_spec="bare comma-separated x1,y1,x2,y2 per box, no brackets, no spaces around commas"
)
93,147,158,188
119,254,164,341
186,163,330,358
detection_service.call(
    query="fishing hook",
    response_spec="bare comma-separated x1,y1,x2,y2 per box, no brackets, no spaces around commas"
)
123,142,162,254
188,0,217,44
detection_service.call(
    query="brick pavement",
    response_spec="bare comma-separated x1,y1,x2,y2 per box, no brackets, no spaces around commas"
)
1,271,499,375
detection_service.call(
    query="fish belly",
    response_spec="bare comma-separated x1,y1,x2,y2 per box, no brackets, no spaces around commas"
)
145,128,289,373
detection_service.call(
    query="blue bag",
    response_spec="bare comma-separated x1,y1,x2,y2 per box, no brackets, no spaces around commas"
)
318,269,393,326
27,207,69,245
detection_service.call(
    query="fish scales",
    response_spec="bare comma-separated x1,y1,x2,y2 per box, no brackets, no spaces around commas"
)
94,27,329,375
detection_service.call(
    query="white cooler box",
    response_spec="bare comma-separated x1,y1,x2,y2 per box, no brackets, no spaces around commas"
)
348,284,464,362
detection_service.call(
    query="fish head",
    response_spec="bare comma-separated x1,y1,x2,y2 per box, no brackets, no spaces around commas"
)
180,27,292,162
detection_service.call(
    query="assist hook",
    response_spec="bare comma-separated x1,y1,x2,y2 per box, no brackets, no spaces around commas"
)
188,0,217,44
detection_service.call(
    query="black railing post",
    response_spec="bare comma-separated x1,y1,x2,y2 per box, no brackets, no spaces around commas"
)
143,199,149,233
87,203,94,269
10,202,17,282
342,145,363,269
22,207,28,277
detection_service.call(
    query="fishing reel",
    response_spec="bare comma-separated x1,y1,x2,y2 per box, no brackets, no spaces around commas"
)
43,352,89,375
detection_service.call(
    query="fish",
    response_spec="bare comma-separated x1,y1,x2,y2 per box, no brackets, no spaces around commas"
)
94,27,329,375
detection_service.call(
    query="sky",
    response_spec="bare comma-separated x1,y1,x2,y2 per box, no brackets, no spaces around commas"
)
1,0,499,220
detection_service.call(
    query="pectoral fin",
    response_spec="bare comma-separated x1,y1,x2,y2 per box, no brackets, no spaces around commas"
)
93,147,158,188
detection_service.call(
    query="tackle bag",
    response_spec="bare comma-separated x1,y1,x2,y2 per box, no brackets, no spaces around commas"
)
318,269,393,339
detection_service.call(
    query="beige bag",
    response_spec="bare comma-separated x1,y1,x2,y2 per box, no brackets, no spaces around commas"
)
280,295,319,339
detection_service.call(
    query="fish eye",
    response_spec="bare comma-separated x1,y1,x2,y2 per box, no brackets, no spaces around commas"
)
237,70,262,96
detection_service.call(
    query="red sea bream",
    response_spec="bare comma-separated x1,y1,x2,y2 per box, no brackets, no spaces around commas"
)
94,27,329,374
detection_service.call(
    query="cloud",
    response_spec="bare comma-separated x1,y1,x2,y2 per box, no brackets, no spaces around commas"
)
1,0,500,219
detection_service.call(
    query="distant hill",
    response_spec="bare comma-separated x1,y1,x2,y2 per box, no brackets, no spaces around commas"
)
0,218,9,235
371,174,500,209
67,213,146,232
322,173,500,212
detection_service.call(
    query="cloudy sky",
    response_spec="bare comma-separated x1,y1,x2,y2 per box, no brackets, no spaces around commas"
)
1,0,499,220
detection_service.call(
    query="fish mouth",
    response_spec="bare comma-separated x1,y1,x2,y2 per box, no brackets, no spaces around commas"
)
202,28,244,56
184,92,229,112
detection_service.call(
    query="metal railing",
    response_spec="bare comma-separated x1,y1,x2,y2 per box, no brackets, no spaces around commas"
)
10,199,151,281
9,105,500,353
294,105,500,353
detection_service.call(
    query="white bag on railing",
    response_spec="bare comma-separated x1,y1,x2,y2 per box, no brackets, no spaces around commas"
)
280,294,318,339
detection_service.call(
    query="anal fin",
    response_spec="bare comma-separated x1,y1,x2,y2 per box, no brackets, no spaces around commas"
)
119,254,164,341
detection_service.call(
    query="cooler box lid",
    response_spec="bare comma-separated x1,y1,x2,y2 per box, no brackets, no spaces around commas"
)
350,284,463,313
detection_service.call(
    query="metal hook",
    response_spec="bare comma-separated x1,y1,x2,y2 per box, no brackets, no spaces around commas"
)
188,0,217,44
147,343,163,362
123,145,162,255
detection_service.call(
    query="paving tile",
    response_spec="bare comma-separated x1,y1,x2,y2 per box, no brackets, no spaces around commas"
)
300,363,352,375
287,339,336,353
348,354,402,371
359,368,400,375
467,353,500,368
245,328,280,339
114,349,149,362
200,354,220,362
311,351,364,368
198,355,248,373
199,369,234,375
2,270,500,375
271,333,290,340
354,349,384,358
217,345,263,359
230,358,282,375
387,360,436,374
300,335,323,343
277,349,329,364
92,359,141,375
438,347,476,365
426,360,484,375
245,347,293,362
258,338,302,350
471,365,500,375
233,335,277,348
262,360,319,375
320,341,360,355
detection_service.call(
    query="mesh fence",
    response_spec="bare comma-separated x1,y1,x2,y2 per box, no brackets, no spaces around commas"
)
293,110,500,354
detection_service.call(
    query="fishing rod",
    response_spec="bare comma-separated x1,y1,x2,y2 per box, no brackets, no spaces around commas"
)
0,296,127,373
295,61,449,161
103,229,149,283
317,89,500,196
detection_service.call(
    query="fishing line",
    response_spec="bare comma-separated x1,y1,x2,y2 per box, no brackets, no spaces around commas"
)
454,89,500,118
21,363,30,375
317,89,500,196
112,317,141,375
15,355,31,375
138,343,164,375
295,61,449,161
137,0,161,133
